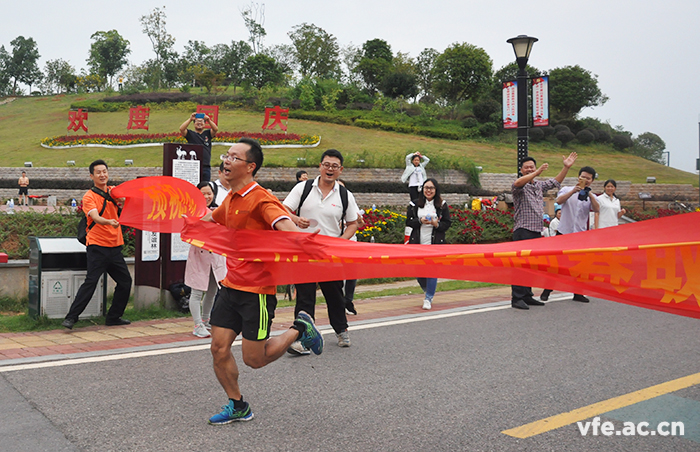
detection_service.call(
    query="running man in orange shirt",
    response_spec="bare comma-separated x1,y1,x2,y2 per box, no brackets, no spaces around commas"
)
202,138,324,425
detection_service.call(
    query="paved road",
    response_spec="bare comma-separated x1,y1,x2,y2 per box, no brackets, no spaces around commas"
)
1,295,699,451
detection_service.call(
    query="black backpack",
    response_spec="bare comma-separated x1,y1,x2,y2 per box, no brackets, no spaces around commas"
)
168,282,191,313
77,187,122,245
296,179,349,236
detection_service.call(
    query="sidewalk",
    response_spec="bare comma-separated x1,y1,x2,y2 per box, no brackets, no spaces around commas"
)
0,284,511,363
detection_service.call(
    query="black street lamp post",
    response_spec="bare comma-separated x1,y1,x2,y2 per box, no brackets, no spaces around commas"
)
507,35,538,176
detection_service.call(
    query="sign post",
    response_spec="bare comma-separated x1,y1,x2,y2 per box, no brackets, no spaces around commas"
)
133,142,203,308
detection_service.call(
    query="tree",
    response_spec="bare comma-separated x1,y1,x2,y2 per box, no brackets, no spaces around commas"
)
288,23,340,79
490,62,542,102
340,43,362,86
380,52,418,99
264,44,297,76
76,71,104,93
432,42,492,105
140,7,175,89
183,40,210,67
179,40,211,87
87,30,130,89
209,41,253,92
415,48,439,97
611,133,633,151
240,2,266,54
42,59,76,94
632,132,666,164
549,65,608,119
6,36,41,94
0,46,12,96
355,39,392,93
242,53,284,89
381,71,418,99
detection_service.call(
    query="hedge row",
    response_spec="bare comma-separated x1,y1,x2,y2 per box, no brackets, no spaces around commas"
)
290,110,483,141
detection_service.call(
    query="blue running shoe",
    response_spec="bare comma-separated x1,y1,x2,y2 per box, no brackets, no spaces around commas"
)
296,311,323,355
208,400,254,425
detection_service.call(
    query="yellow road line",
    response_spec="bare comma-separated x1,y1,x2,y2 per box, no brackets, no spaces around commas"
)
502,371,700,438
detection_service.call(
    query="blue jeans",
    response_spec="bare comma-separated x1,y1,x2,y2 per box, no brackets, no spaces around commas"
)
417,278,437,301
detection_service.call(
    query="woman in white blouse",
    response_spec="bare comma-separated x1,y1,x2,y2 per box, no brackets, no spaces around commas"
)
401,152,430,201
595,179,626,229
406,178,452,310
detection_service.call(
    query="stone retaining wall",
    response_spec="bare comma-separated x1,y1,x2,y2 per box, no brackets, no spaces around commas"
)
1,167,696,209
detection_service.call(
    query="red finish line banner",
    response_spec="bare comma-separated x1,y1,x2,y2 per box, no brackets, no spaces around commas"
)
111,177,700,320
179,214,700,320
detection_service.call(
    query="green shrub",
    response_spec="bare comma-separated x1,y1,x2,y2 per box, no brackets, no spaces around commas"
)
555,130,576,147
70,100,129,112
529,128,545,142
478,122,499,138
576,129,595,145
0,211,135,260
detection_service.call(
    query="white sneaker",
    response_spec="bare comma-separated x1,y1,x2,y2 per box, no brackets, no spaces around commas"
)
193,324,211,338
287,340,311,356
203,319,212,330
422,299,432,310
336,330,351,347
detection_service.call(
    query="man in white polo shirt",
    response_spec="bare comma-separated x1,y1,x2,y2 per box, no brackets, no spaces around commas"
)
540,165,600,303
283,149,359,352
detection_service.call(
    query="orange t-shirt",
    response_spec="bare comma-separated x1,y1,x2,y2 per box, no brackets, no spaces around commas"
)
212,181,291,295
83,186,124,247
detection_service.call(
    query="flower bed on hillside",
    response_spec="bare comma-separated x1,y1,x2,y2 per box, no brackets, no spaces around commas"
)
356,206,515,244
40,132,321,148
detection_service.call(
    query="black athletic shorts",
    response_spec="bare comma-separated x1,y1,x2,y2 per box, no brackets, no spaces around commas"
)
18,187,28,195
210,286,277,341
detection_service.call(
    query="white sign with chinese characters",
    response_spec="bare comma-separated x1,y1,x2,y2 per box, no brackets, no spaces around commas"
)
141,230,160,262
171,233,190,261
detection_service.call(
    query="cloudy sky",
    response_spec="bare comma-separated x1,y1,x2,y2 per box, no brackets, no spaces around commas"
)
4,0,699,175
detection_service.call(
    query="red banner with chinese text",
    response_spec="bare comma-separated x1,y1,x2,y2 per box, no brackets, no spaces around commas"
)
112,177,700,319
111,176,208,233
180,214,700,320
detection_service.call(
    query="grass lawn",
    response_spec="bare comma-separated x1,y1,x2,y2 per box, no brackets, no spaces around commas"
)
0,93,696,186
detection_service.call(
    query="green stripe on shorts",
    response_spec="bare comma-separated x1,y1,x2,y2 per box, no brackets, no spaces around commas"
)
257,294,268,340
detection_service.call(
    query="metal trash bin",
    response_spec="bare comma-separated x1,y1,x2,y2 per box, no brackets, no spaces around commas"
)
28,237,105,319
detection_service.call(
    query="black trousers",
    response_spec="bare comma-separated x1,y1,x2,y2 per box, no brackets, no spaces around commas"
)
540,231,584,299
66,245,132,322
511,228,542,301
295,280,348,334
409,185,420,202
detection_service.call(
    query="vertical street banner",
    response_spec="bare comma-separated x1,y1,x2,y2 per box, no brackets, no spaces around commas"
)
502,81,518,129
532,76,549,127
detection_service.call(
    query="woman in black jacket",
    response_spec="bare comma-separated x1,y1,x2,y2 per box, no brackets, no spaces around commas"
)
406,178,452,309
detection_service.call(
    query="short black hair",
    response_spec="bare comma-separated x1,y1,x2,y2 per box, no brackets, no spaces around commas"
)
219,162,225,172
579,166,597,179
237,137,263,177
296,170,308,182
89,159,108,174
321,149,344,166
520,157,537,168
603,179,617,188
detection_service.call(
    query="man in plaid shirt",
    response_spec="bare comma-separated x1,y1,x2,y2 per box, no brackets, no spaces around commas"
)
510,152,578,310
